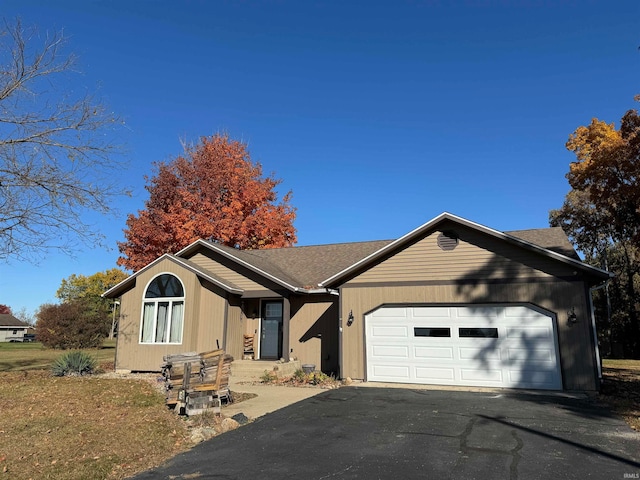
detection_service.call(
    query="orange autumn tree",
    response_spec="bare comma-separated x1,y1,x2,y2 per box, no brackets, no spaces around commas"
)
117,134,297,271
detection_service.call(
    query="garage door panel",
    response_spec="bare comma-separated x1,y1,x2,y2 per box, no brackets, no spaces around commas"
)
508,369,560,388
415,366,455,381
460,368,503,383
414,346,454,359
413,307,451,318
505,326,552,340
458,346,501,361
366,305,562,390
456,307,500,319
371,307,408,318
507,347,555,363
372,345,410,359
372,364,410,379
371,325,409,338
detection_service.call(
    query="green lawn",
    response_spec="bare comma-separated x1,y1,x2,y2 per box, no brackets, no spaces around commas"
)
0,340,116,372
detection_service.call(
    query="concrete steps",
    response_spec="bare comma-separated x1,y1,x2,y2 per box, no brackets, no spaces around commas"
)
230,359,302,382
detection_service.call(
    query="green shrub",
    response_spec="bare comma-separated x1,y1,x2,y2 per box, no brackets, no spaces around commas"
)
52,350,97,376
293,369,307,382
260,370,277,383
36,298,109,349
291,368,333,385
308,371,330,385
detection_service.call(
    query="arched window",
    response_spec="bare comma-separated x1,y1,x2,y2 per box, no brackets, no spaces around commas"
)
140,274,185,344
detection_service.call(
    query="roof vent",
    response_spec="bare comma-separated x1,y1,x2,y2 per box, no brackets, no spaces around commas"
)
437,231,459,251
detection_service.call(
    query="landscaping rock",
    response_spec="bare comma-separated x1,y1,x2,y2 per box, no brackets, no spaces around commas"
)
220,417,240,432
190,426,217,444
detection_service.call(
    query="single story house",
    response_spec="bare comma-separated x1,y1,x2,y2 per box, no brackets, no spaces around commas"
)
103,213,611,391
0,314,31,342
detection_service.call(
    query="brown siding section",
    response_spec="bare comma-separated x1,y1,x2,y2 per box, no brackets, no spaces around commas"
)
189,251,279,293
340,281,595,390
225,296,243,360
339,223,599,391
115,258,227,372
195,279,228,353
352,224,578,284
289,295,339,375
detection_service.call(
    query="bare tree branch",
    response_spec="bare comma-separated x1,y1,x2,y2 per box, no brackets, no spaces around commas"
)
0,18,130,263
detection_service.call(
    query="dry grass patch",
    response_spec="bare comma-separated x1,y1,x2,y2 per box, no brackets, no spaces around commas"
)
0,370,191,479
0,341,116,372
599,359,640,431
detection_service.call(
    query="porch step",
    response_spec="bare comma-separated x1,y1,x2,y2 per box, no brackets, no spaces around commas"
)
230,359,302,381
230,360,279,380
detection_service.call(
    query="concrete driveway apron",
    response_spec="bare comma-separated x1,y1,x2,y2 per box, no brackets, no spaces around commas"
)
134,387,640,480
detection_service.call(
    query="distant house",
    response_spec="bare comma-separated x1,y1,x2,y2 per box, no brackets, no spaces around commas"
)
0,314,30,342
104,212,612,392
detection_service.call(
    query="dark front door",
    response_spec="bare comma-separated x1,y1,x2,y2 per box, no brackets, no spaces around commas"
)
260,301,283,359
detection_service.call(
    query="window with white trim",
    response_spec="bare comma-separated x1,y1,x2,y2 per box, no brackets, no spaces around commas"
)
140,274,185,344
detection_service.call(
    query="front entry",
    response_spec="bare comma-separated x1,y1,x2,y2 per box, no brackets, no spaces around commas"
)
260,301,283,359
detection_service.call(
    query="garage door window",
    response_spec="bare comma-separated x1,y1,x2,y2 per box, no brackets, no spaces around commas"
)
414,327,451,337
459,328,498,338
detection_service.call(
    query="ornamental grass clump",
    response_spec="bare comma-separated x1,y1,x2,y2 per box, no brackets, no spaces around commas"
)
51,350,97,376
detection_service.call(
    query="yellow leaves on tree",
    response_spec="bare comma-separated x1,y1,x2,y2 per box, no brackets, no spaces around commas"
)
563,109,640,242
117,134,297,271
550,102,640,357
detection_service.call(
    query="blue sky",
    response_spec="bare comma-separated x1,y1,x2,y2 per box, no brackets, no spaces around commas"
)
1,0,638,316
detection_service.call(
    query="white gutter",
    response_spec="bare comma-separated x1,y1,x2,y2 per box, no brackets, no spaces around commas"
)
305,288,340,295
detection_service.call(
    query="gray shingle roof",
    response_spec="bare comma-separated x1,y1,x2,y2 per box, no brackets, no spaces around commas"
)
199,227,579,289
0,314,29,327
506,227,580,260
234,240,394,288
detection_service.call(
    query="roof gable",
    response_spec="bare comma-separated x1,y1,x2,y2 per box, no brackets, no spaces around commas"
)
106,213,609,298
319,213,610,287
102,254,243,298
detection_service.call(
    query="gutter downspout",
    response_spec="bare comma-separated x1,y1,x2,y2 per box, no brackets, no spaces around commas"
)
589,280,610,381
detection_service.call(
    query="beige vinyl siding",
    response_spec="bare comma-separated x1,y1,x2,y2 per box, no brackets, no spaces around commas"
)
225,297,243,360
289,295,339,374
115,258,226,372
189,251,279,293
352,225,578,284
194,281,227,353
340,280,596,390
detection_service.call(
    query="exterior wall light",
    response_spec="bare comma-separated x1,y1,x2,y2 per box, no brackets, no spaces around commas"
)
347,310,354,327
568,308,578,325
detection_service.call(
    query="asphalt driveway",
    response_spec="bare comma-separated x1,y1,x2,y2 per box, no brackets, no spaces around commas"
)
135,387,640,479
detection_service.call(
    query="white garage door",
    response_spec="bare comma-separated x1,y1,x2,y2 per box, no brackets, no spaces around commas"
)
365,305,562,390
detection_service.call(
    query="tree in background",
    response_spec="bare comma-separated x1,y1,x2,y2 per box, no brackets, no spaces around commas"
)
550,101,640,358
36,300,107,349
56,268,128,339
0,304,11,314
118,134,297,271
13,307,35,325
56,268,128,303
0,18,128,263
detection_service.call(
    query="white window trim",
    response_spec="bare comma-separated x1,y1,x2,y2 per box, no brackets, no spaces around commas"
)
139,272,186,345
